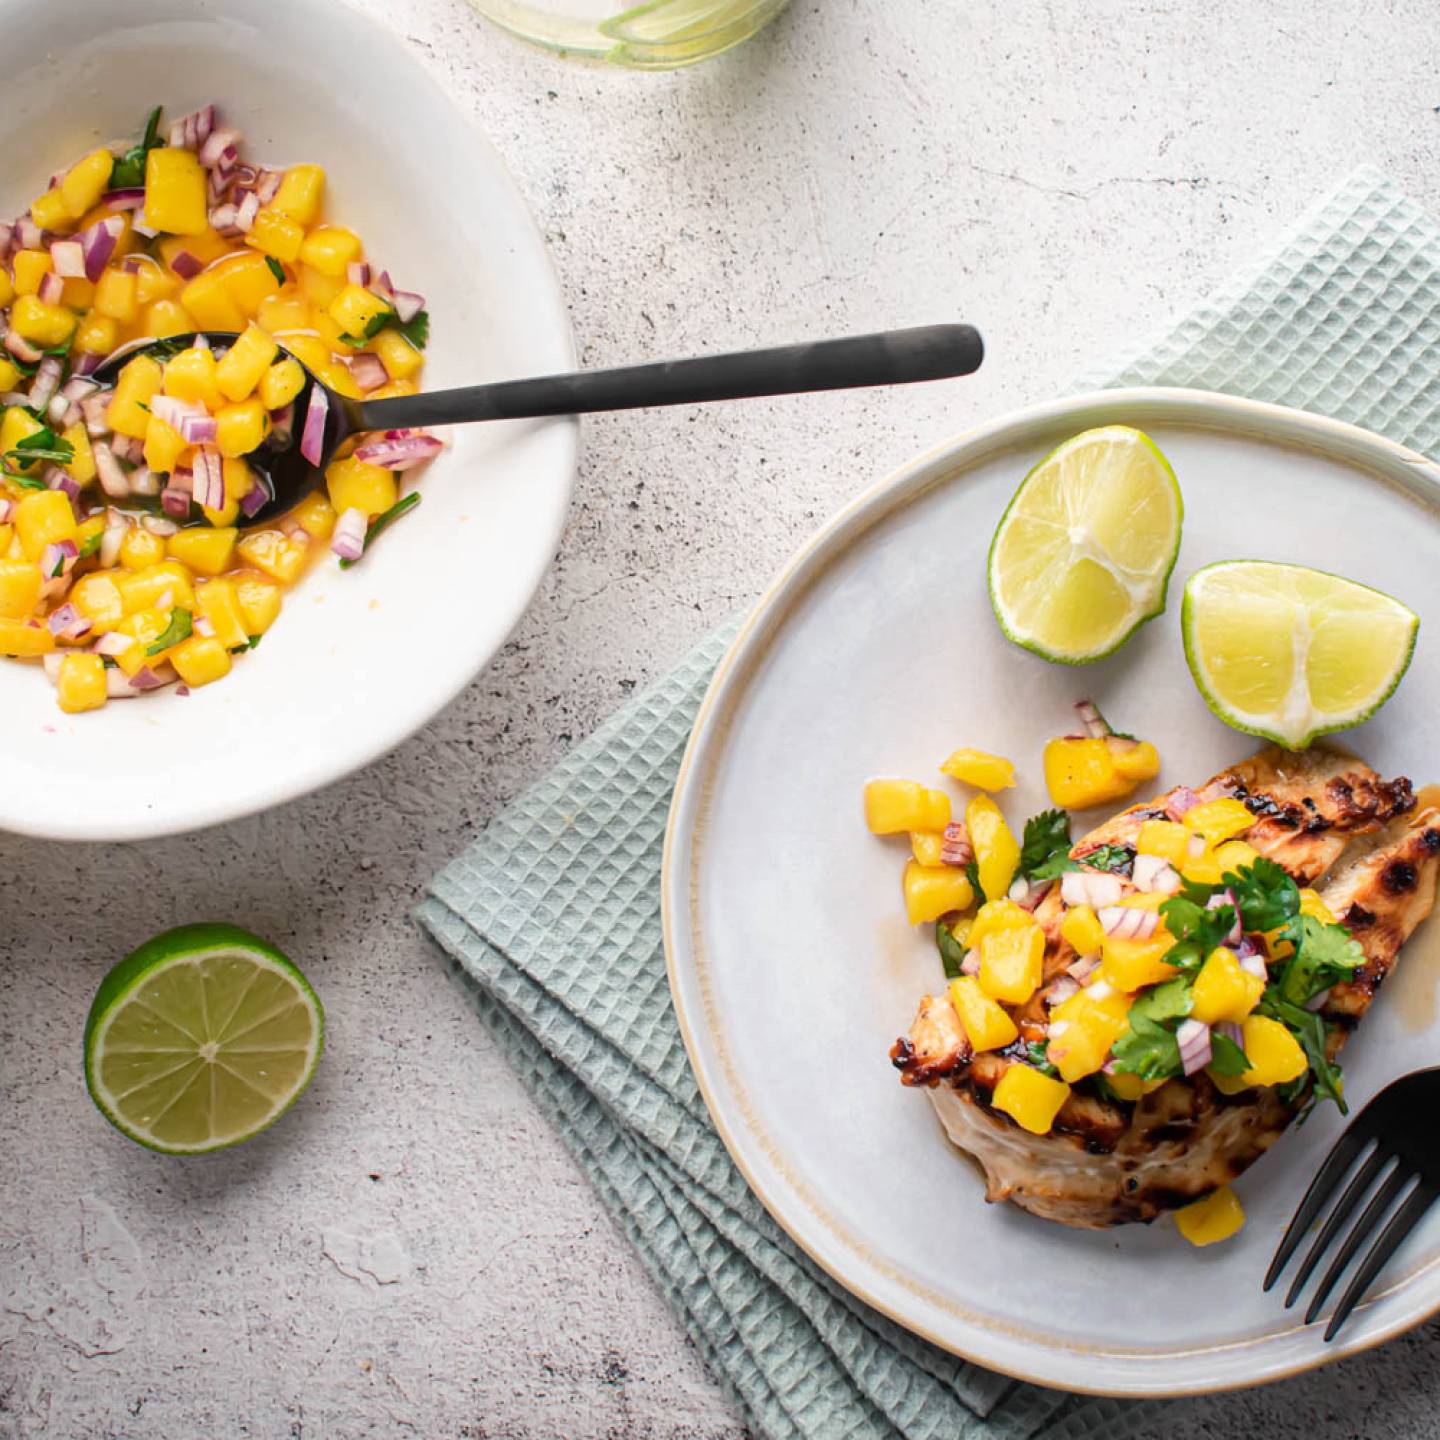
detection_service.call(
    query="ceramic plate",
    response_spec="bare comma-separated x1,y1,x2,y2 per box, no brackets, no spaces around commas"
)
663,388,1440,1396
0,0,575,841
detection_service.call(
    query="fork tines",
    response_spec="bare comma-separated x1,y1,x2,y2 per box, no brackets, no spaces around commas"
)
1265,1078,1440,1341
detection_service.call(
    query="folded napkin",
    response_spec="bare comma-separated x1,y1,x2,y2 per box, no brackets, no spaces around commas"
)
417,167,1440,1439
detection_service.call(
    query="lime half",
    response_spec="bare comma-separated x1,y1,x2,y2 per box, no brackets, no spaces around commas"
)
1182,560,1419,749
84,924,323,1154
988,425,1183,664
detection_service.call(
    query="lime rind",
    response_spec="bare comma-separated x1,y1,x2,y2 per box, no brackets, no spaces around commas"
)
1181,559,1420,750
84,923,324,1156
987,425,1183,665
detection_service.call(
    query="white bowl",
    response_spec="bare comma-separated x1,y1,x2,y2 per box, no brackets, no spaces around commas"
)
1,0,576,841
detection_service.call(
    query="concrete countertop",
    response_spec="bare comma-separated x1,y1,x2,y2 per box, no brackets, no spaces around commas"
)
6,1,1440,1434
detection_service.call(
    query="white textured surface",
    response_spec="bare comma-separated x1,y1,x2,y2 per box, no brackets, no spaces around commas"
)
5,1,1440,1434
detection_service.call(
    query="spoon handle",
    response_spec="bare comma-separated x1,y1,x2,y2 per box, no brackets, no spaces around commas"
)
352,324,983,432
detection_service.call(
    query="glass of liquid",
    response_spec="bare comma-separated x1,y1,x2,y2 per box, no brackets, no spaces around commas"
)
463,0,792,68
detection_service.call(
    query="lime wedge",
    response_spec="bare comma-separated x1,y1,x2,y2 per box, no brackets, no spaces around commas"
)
84,923,323,1154
988,426,1183,664
1182,560,1419,749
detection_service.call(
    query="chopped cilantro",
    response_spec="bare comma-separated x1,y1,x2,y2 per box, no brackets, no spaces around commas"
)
1025,1040,1060,1079
1225,856,1299,932
6,427,75,468
246,634,262,649
1018,808,1077,883
1275,914,1365,1008
1078,843,1134,876
78,530,104,559
1261,988,1346,1112
964,859,984,905
337,491,421,568
1128,975,1194,1025
1158,892,1237,972
3,470,49,490
110,104,165,190
146,606,192,655
1110,1013,1181,1080
338,310,392,347
393,309,429,350
935,920,967,981
1209,1030,1250,1077
265,256,287,285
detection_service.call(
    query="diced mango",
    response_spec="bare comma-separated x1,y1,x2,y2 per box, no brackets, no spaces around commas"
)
0,618,54,655
61,276,95,309
111,607,176,676
13,249,52,297
29,189,71,232
282,334,334,377
115,560,195,616
1100,932,1179,993
10,294,76,348
1,406,47,473
0,559,42,618
145,147,209,235
169,633,232,688
70,572,124,631
214,323,279,402
74,309,119,355
62,423,96,485
94,268,139,322
133,258,177,306
291,491,336,542
327,283,391,340
978,922,1044,1005
119,527,166,571
1136,819,1188,868
215,398,269,458
947,976,1019,1053
0,273,12,310
61,148,115,220
1104,1071,1168,1102
214,250,283,319
1190,947,1266,1025
298,224,361,277
1180,842,1224,887
367,378,419,401
13,490,76,561
257,291,312,334
1048,986,1131,1082
246,207,305,263
1183,798,1256,845
160,228,232,273
371,327,423,382
1238,1016,1308,1088
163,346,224,410
298,263,343,309
1060,903,1105,957
140,299,194,339
863,778,951,835
1298,888,1338,926
195,578,250,650
202,458,247,527
1111,740,1161,782
966,898,1033,953
168,526,238,577
143,416,190,474
0,358,19,392
56,651,107,713
235,529,308,584
902,861,974,925
910,831,945,867
233,572,282,635
258,356,306,410
939,747,1016,790
106,354,164,439
991,1064,1071,1136
965,793,1020,904
269,164,326,227
180,268,247,331
1043,736,1133,810
1174,1186,1245,1247
1214,839,1261,874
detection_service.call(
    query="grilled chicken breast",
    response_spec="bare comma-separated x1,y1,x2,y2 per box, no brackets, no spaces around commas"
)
891,747,1438,1229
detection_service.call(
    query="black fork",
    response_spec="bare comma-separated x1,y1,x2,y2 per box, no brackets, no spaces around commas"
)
1265,1067,1440,1340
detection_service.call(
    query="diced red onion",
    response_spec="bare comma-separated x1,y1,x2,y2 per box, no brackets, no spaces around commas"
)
79,215,124,282
94,630,133,657
182,414,219,445
103,187,146,211
372,269,394,297
99,520,126,568
0,498,13,524
1214,1020,1244,1051
192,447,225,511
0,221,13,255
1074,697,1111,738
198,126,241,168
1176,1018,1212,1076
1014,878,1051,913
255,169,281,204
128,464,158,497
300,387,328,466
959,949,980,977
40,539,78,578
1066,954,1100,981
209,202,241,237
73,352,104,377
106,661,175,697
28,355,63,410
330,506,367,562
390,288,424,323
352,433,443,470
1165,786,1201,821
14,216,42,250
46,241,79,286
46,603,91,640
37,271,66,307
45,465,80,502
269,402,294,447
61,375,98,404
161,486,192,518
151,394,203,431
240,474,271,518
1187,833,1207,860
939,821,972,867
92,441,129,498
234,191,260,233
348,352,388,393
347,261,370,287
140,513,177,536
169,104,215,151
1046,976,1080,1007
1206,887,1243,945
170,250,204,280
0,391,29,407
1060,870,1125,909
1098,905,1158,940
1238,950,1268,980
1047,1019,1070,1042
127,664,171,691
1131,852,1181,895
82,392,112,436
110,433,144,464
5,330,44,363
194,333,212,352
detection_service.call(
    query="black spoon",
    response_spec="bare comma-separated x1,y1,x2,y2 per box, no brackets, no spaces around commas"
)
93,323,983,524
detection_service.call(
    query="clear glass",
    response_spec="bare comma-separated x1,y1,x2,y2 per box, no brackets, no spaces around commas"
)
463,0,791,69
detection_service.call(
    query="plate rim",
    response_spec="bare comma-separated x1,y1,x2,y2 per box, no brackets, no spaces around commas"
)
661,385,1440,1398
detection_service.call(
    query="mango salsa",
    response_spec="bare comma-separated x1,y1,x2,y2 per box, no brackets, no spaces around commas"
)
991,1065,1071,1135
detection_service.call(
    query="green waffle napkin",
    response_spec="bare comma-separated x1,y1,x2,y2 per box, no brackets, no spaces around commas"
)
417,167,1440,1438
